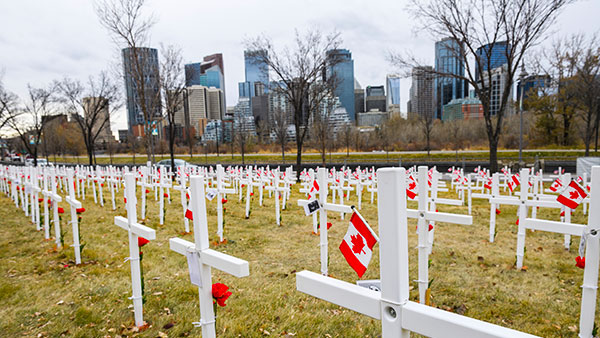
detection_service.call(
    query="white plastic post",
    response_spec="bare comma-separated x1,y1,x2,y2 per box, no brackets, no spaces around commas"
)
516,168,530,270
66,169,82,264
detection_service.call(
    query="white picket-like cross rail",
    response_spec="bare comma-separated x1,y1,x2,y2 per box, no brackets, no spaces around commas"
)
409,166,473,304
169,175,249,338
297,167,354,276
65,168,83,265
114,173,156,327
296,167,539,338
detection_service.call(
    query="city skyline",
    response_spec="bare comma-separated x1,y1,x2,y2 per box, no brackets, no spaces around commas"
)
1,0,599,134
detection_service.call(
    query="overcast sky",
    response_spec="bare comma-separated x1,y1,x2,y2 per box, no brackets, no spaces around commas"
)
1,0,599,134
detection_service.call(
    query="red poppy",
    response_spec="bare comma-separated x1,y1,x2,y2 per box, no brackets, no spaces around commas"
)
138,237,150,247
58,207,65,214
250,192,254,196
76,207,85,214
222,198,228,204
101,183,104,187
38,198,43,203
576,256,585,269
124,197,127,204
560,211,565,217
185,209,193,220
16,186,20,191
186,192,190,199
164,193,169,198
496,209,501,215
515,218,519,225
241,184,245,188
326,222,333,230
145,189,150,194
212,283,232,307
428,224,434,231
47,199,51,204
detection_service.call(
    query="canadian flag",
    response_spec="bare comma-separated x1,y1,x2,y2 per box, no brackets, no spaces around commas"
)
576,176,584,184
484,178,492,190
508,174,520,193
339,212,379,278
407,176,417,199
557,180,588,209
308,179,320,200
549,178,563,192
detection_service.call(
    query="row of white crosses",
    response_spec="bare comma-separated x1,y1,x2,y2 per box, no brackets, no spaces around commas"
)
169,174,249,337
213,165,235,242
265,168,289,226
296,167,540,338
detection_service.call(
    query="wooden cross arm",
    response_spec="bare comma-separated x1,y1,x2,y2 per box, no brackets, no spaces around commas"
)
407,209,472,225
114,216,156,240
65,196,82,209
523,218,586,236
297,199,310,207
169,238,249,278
489,197,520,206
402,301,540,338
296,271,381,319
432,198,463,206
323,203,353,214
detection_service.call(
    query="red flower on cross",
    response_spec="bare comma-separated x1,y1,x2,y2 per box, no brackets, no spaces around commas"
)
58,207,65,214
138,237,150,247
212,283,232,307
76,207,85,214
575,256,585,269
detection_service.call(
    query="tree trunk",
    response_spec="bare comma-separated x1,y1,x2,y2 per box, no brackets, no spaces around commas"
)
296,141,303,182
169,128,176,181
281,143,285,163
489,140,498,173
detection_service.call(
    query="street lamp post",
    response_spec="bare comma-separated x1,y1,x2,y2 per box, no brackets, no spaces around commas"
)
518,66,528,166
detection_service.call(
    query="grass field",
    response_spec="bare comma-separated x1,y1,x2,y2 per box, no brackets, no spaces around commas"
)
0,178,596,337
46,149,595,166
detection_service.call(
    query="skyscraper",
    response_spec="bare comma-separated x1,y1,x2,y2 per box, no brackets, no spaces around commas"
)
408,66,435,118
185,53,226,113
239,50,269,98
122,47,161,134
386,74,401,112
434,38,468,119
365,85,386,112
325,49,355,120
475,41,511,82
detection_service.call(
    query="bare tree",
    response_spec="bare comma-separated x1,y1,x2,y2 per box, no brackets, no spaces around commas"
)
57,71,121,165
4,84,58,165
392,0,573,171
96,0,160,162
245,29,342,174
0,76,18,132
419,111,435,156
566,35,600,155
271,105,289,162
338,122,354,157
158,44,185,175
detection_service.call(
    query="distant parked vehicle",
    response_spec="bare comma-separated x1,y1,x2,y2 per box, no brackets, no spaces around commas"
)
25,158,49,166
156,159,197,170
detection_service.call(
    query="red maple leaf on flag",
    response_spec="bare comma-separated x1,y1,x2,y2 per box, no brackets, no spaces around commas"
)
350,234,365,254
409,182,416,190
570,190,579,199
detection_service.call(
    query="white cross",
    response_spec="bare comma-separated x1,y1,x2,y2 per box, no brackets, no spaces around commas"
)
137,165,153,219
297,167,539,338
169,175,249,338
297,167,353,276
114,173,156,327
45,168,63,249
408,166,472,304
212,165,235,242
265,169,289,226
65,168,83,264
156,166,172,225
173,169,191,233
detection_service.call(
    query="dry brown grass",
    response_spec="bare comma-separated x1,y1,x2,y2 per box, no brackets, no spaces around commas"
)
0,180,596,337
